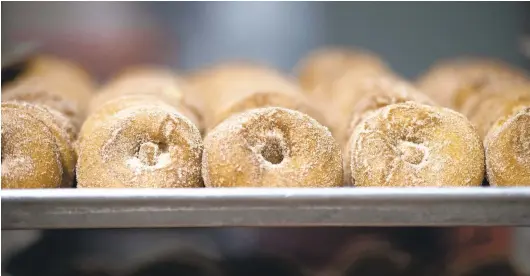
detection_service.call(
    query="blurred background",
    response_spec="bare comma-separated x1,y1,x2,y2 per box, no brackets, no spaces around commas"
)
2,2,529,80
2,2,530,276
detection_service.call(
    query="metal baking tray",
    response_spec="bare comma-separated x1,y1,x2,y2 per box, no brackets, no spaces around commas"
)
2,187,530,229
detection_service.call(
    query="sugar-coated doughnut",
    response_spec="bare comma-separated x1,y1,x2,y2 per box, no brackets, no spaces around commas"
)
90,75,184,114
348,102,484,187
188,62,322,131
21,55,95,92
470,96,530,139
81,94,200,142
416,57,528,108
2,104,63,188
208,90,327,131
202,107,343,187
2,77,86,130
296,47,390,93
77,104,203,188
485,106,530,186
459,82,530,118
3,102,77,187
331,74,435,148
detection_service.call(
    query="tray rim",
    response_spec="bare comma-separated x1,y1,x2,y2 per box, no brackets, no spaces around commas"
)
2,187,530,229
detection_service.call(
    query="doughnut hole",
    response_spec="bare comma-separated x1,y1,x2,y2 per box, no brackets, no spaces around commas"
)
260,135,287,165
137,141,169,167
397,140,427,165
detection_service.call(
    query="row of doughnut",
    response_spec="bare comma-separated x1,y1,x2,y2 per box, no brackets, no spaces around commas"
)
1,48,529,189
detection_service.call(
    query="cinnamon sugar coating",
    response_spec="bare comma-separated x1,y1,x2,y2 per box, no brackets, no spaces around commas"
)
348,102,484,187
202,107,343,187
2,103,63,188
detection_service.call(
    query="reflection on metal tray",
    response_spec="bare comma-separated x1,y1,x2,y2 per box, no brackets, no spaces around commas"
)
2,187,530,229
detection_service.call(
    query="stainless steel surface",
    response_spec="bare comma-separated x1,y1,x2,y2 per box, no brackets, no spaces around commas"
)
2,188,530,229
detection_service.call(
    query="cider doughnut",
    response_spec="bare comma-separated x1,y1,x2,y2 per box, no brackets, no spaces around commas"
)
348,102,484,187
485,106,530,186
80,94,200,143
2,77,85,130
470,96,530,139
189,62,320,130
416,58,528,108
89,73,185,114
188,62,300,116
3,102,77,187
202,107,343,187
335,74,435,147
77,104,203,188
296,48,390,93
459,82,530,118
208,90,327,131
1,104,62,189
110,65,205,127
21,54,95,93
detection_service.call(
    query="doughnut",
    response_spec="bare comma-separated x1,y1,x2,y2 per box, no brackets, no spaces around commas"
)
459,82,530,118
207,90,327,131
331,74,435,148
110,65,177,82
348,102,484,187
2,103,63,188
485,106,530,186
470,96,530,139
188,62,322,131
202,107,343,187
188,62,299,113
80,94,200,143
89,71,185,115
3,102,77,187
21,54,95,92
2,77,86,130
416,57,528,108
296,48,390,93
77,104,203,188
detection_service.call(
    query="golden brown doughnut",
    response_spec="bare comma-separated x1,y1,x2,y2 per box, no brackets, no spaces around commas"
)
80,94,200,142
207,90,327,131
416,57,528,108
77,104,203,188
485,106,530,186
2,103,63,188
332,74,435,148
459,82,530,118
348,102,484,187
188,62,321,131
3,102,77,187
188,62,299,110
110,65,177,82
202,107,343,187
296,47,390,93
470,96,530,139
2,77,85,130
21,54,95,92
89,72,185,114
